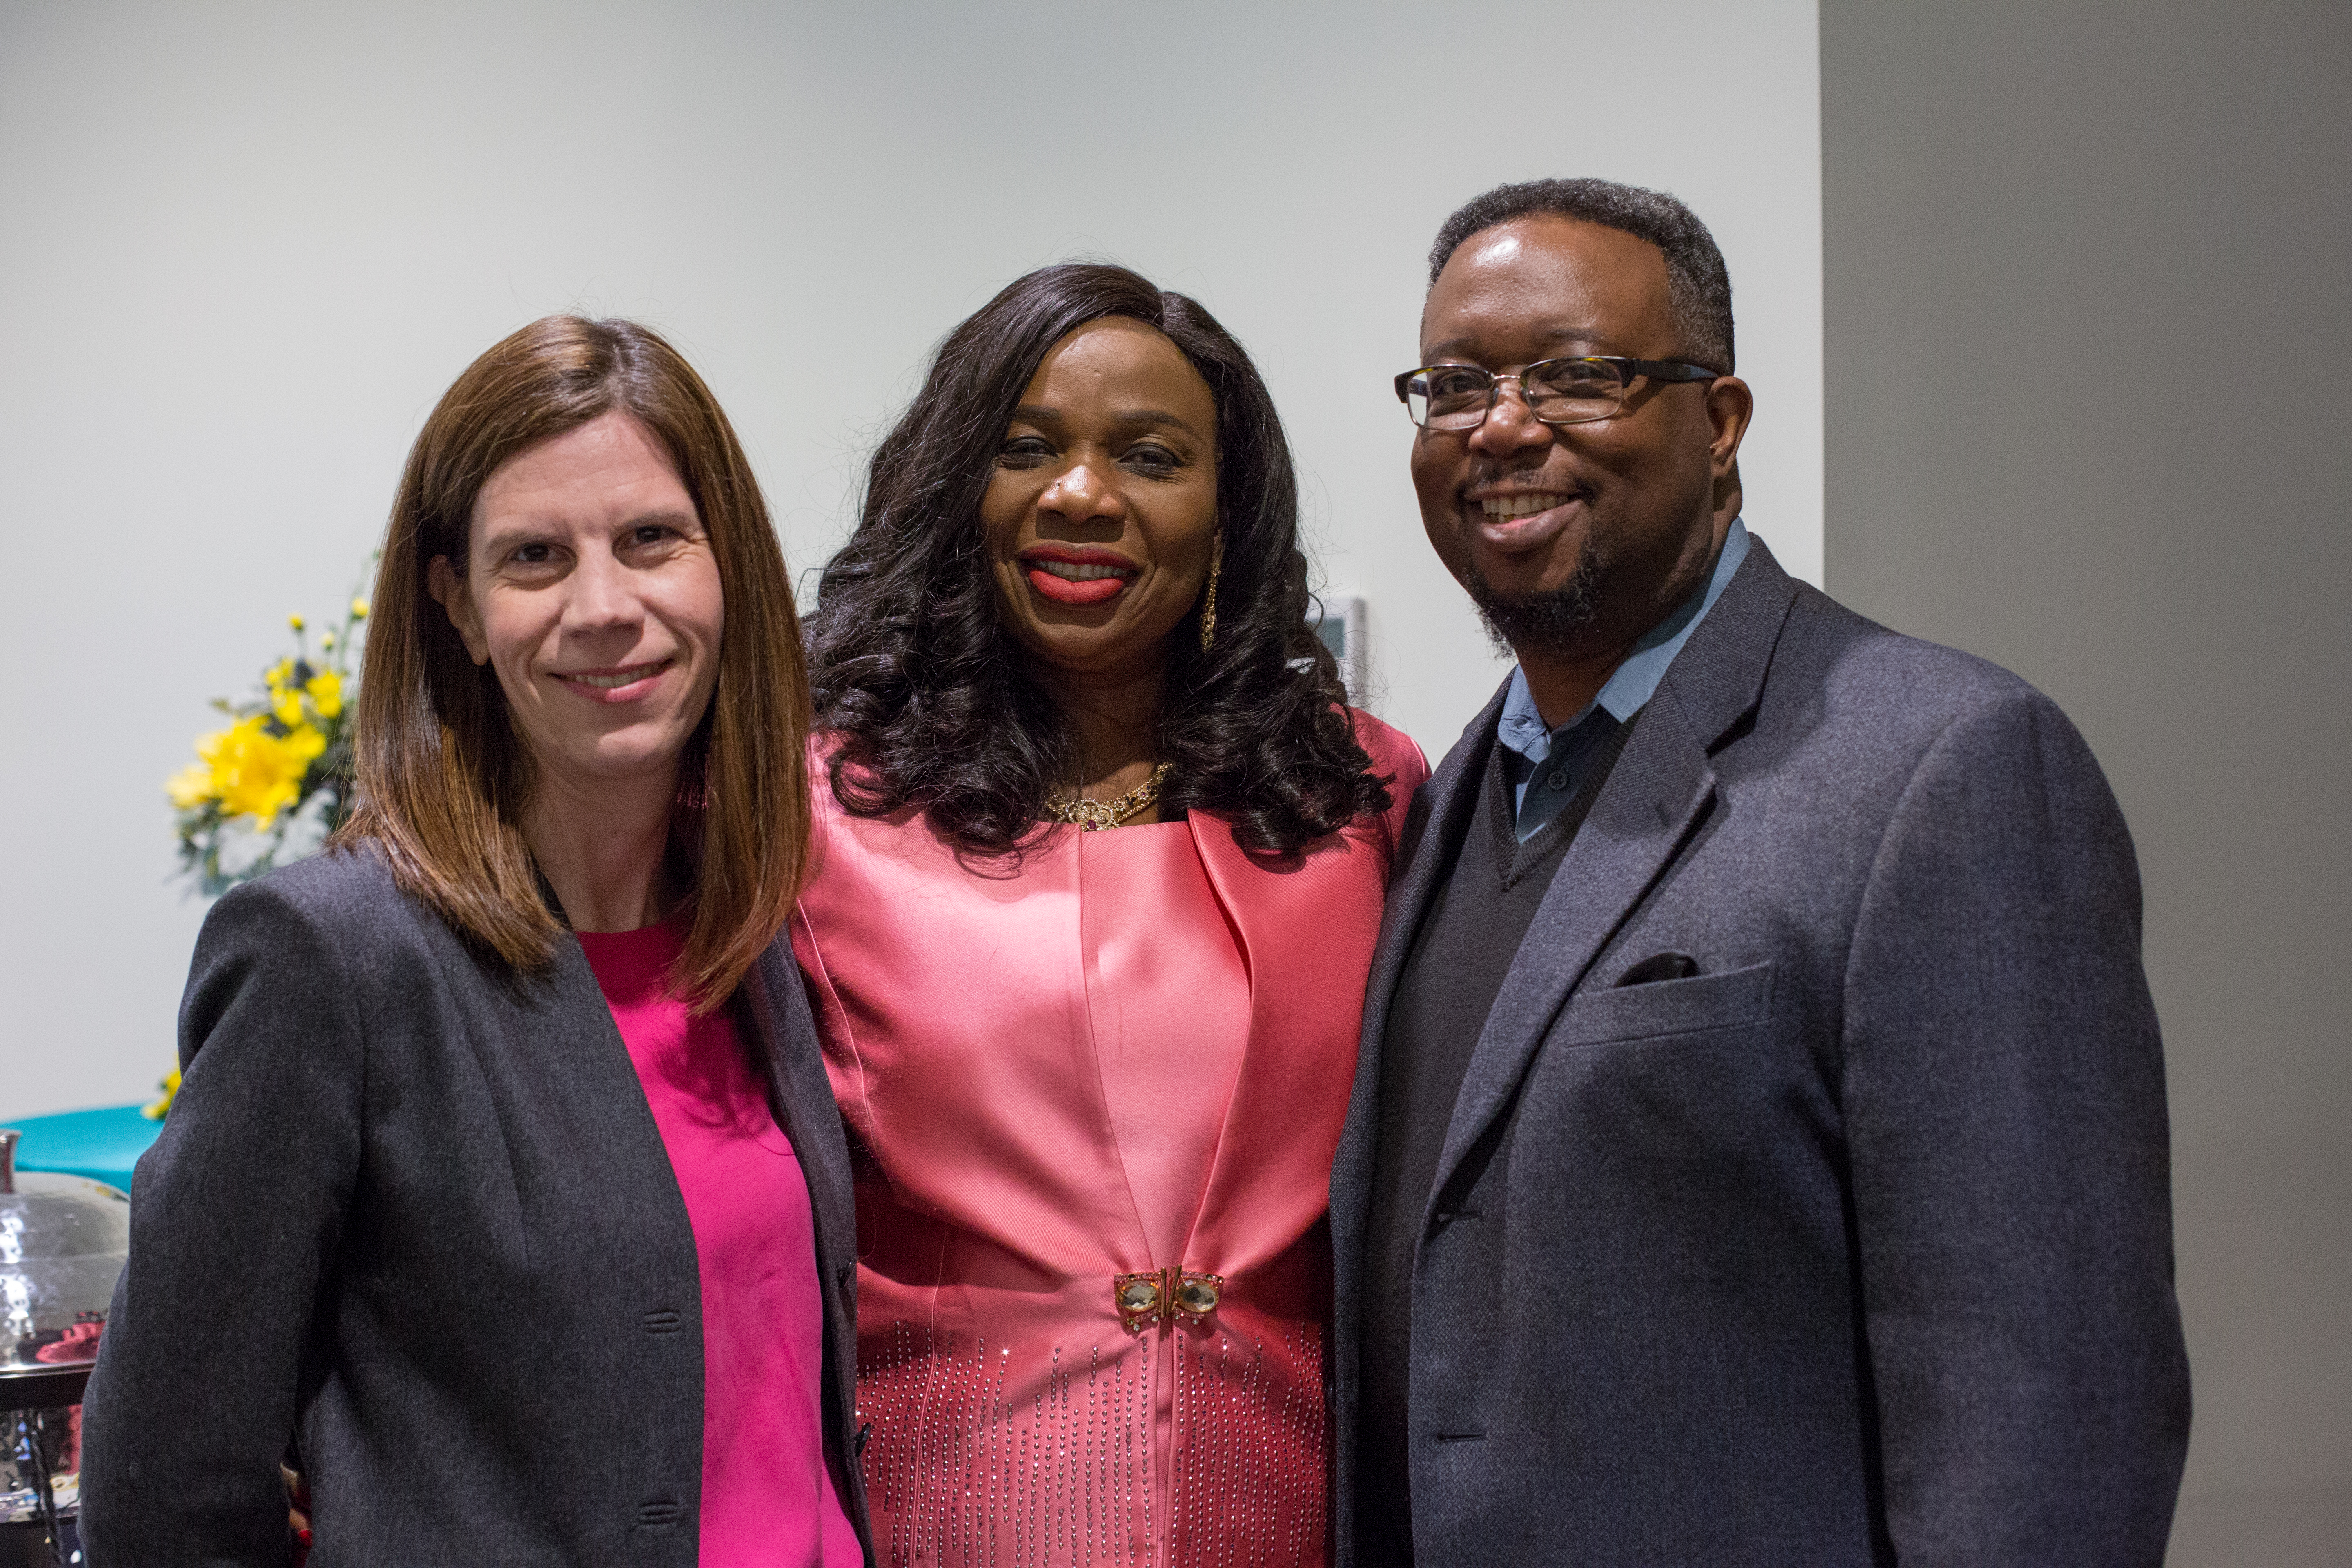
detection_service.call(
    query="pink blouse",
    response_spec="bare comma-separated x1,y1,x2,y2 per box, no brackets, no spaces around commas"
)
578,923,862,1568
795,713,1430,1568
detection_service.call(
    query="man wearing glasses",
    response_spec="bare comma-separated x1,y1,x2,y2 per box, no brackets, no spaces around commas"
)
1331,179,2190,1566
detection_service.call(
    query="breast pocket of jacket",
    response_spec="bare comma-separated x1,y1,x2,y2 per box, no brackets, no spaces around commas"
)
1547,960,1775,1050
1499,957,1847,1234
1502,961,1802,1270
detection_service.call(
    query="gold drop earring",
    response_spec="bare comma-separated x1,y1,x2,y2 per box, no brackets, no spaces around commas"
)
1198,539,1222,653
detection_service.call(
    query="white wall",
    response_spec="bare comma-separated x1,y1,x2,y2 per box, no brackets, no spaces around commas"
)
0,0,1821,1115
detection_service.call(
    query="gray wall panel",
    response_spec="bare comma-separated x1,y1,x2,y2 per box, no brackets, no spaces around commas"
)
1822,3,2352,1559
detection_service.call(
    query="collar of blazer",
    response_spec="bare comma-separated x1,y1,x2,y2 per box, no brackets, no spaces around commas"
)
739,941,857,1272
1380,537,1804,1212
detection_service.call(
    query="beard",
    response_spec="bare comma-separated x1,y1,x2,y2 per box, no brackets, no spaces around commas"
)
1459,538,1610,664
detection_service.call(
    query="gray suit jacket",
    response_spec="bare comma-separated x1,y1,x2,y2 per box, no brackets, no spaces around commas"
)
1330,541,2190,1566
80,843,873,1566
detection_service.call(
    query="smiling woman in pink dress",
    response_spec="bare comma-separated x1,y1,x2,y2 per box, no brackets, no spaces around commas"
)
795,264,1428,1568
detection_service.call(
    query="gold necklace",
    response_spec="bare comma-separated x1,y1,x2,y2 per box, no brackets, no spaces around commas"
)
1044,762,1172,832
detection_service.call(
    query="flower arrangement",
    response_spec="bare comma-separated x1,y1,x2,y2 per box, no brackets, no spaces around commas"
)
141,1068,181,1122
168,588,370,897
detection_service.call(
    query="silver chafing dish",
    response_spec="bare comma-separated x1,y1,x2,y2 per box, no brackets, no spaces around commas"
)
1,1127,129,1567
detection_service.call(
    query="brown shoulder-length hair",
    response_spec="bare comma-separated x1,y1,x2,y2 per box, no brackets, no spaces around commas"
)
333,315,809,1012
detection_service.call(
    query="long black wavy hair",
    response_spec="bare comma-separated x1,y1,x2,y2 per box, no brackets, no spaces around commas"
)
806,263,1392,859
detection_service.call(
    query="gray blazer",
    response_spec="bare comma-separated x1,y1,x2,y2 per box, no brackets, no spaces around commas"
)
1331,541,2191,1566
80,844,873,1566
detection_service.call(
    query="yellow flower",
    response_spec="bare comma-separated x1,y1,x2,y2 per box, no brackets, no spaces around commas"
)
288,613,305,632
350,597,369,620
264,657,303,726
199,715,324,824
141,1068,182,1122
167,760,217,810
319,631,336,651
305,668,343,719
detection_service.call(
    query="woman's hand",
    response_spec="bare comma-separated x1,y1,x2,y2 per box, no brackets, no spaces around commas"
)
283,1463,312,1562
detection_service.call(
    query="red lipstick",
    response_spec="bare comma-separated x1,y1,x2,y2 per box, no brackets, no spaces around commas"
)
1019,546,1138,607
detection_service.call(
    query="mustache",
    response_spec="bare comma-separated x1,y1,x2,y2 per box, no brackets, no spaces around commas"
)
1463,461,1590,495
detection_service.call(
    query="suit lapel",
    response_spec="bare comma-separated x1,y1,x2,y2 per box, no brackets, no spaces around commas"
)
1425,542,1805,1207
739,940,873,1542
1359,685,1511,1074
740,943,856,1276
1330,683,1510,1254
1183,810,1392,1265
1425,699,1715,1199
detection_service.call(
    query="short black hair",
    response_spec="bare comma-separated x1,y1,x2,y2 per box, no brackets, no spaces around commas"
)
1427,178,1734,372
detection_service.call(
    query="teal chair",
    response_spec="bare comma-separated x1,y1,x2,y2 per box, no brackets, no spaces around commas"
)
1,1105,161,1193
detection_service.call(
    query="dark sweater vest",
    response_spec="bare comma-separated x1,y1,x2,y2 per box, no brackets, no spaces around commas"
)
1354,717,1635,1566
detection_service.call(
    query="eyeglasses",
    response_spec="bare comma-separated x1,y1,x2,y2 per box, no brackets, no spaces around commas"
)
1394,356,1719,431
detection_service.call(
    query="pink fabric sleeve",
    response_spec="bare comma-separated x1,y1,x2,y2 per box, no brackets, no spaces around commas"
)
1349,708,1434,866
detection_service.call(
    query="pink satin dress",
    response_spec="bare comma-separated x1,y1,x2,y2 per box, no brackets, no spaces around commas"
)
792,713,1427,1568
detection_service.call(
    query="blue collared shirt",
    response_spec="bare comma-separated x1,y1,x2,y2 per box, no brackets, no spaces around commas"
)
1498,518,1751,840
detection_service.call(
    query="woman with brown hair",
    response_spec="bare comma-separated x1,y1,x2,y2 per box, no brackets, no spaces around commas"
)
81,316,869,1566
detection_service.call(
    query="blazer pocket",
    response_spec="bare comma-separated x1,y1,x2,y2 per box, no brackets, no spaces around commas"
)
1550,961,1775,1048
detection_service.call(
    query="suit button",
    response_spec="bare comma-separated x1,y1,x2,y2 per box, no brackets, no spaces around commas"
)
1546,770,1569,791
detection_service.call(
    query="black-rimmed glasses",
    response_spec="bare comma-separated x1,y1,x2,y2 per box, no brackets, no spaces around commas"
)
1394,356,1719,431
